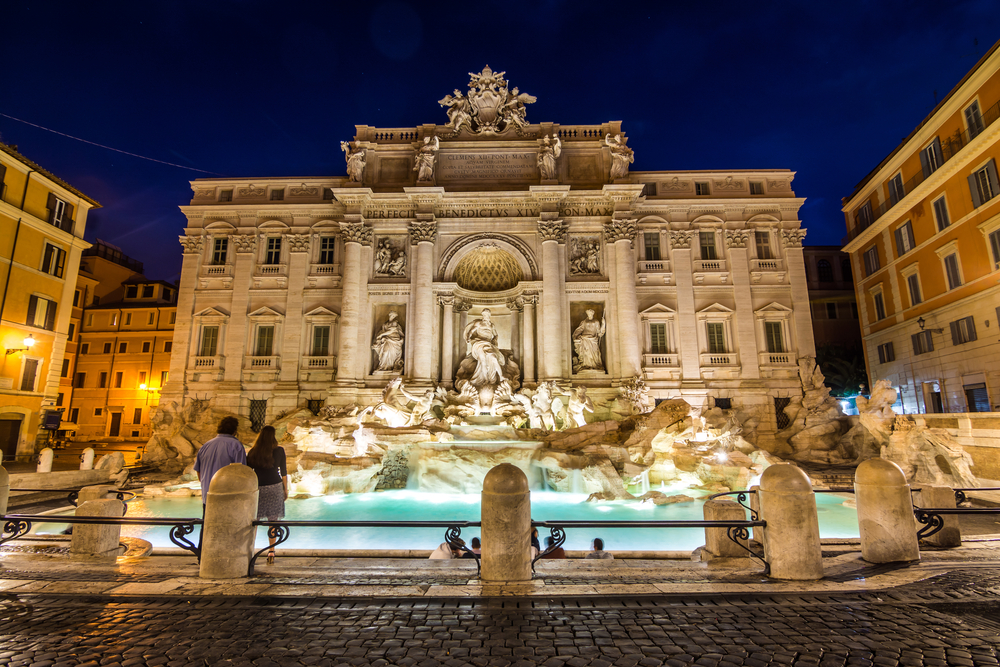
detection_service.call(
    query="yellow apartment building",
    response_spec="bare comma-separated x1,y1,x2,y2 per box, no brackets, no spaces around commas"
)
70,274,177,442
842,40,1000,414
0,142,98,461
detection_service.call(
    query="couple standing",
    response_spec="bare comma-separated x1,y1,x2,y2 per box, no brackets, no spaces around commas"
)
193,416,287,564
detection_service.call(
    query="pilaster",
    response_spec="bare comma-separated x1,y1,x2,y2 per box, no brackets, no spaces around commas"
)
782,229,815,358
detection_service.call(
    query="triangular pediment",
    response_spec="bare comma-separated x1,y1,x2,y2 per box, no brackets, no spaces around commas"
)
248,306,284,318
640,303,676,316
697,303,734,315
194,306,229,318
755,301,793,315
304,306,339,319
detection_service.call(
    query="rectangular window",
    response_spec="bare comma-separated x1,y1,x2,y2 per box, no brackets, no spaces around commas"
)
920,138,943,177
944,253,961,290
125,285,138,299
319,236,335,264
932,196,950,231
270,188,284,201
142,285,154,298
754,231,773,260
68,323,75,340
873,292,886,321
912,330,934,355
133,407,142,424
26,295,57,330
965,100,985,139
124,313,132,326
86,313,93,326
888,173,905,205
164,340,173,353
110,313,118,326
969,159,1000,207
41,243,66,278
142,341,151,353
61,358,69,377
47,194,72,231
642,182,657,197
74,372,86,388
161,370,169,385
877,342,895,364
855,201,873,231
118,342,128,353
56,392,64,407
265,237,281,265
826,302,838,319
80,342,90,355
70,407,79,423
643,232,660,261
148,313,155,325
94,407,102,417
98,372,108,388
990,229,1000,270
73,290,80,307
699,232,717,260
695,182,710,196
894,221,915,256
219,189,233,202
138,371,147,385
114,371,123,388
169,312,176,324
103,342,112,354
764,322,784,353
906,274,922,306
863,246,880,276
212,238,228,265
199,326,219,356
312,325,330,356
20,358,39,391
749,181,764,195
649,323,667,354
706,322,726,353
950,316,977,345
255,325,275,356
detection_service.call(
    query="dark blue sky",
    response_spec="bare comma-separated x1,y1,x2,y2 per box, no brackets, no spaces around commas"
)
3,0,999,281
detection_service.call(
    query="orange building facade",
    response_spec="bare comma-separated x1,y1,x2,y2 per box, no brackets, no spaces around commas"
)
842,41,1000,414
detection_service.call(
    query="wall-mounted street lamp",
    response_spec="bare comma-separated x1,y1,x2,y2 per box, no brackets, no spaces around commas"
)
916,317,944,333
139,383,160,405
5,334,36,355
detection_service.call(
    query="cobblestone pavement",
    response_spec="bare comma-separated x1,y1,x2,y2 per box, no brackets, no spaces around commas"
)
1,572,998,667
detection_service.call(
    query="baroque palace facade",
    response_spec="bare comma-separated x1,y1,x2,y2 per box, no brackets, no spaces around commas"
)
162,68,813,435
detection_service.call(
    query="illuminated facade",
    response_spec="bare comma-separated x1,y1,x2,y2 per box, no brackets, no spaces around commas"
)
842,40,1000,413
0,142,99,459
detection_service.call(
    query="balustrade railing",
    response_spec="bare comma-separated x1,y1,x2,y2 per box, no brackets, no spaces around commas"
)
246,355,279,369
638,260,671,273
701,352,737,366
693,259,727,272
304,356,337,368
312,264,339,275
758,351,793,365
643,353,678,367
193,355,222,368
204,264,231,276
257,264,285,276
750,259,784,272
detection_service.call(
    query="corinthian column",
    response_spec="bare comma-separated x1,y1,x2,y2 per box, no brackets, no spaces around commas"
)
336,222,372,385
605,219,641,378
538,220,567,381
410,220,437,384
521,293,537,386
439,294,455,387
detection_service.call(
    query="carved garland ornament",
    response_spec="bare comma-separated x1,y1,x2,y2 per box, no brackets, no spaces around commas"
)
179,235,203,254
604,219,637,244
285,234,311,253
537,220,567,243
238,186,266,198
668,231,694,249
725,230,751,248
340,222,373,246
230,234,257,253
409,221,438,244
781,230,807,247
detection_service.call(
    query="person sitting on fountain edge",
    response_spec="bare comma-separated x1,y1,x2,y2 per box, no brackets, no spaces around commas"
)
585,537,614,559
540,536,566,559
461,537,481,558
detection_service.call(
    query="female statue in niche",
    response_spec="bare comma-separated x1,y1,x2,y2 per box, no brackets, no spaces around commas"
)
572,309,606,373
463,308,506,391
372,310,404,372
413,136,440,182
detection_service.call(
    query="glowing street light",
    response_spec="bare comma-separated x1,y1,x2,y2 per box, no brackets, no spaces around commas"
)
5,334,36,355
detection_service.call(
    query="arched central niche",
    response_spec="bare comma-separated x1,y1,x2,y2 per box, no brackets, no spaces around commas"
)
454,244,521,292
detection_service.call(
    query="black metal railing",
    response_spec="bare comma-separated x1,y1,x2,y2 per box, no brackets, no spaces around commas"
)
0,514,202,559
9,488,136,515
912,506,1000,539
844,99,1000,244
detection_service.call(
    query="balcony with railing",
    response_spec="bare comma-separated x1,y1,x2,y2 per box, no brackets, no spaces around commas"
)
257,264,286,276
701,352,738,366
638,260,671,273
759,351,794,366
245,356,280,369
311,263,340,276
693,259,727,272
750,259,784,272
193,355,223,369
204,264,232,277
304,356,337,369
643,353,678,367
845,99,1000,243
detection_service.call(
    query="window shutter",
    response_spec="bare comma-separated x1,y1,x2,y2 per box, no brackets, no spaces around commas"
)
26,295,37,325
987,159,1000,197
0,164,7,195
932,138,943,166
905,222,915,249
878,345,886,364
887,341,894,361
62,202,75,232
919,149,930,178
969,173,983,207
965,316,977,341
44,299,56,330
894,228,903,257
911,333,920,353
56,248,65,277
950,320,960,345
46,193,57,223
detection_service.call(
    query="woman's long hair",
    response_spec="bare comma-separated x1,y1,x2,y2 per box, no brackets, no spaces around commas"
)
247,425,278,468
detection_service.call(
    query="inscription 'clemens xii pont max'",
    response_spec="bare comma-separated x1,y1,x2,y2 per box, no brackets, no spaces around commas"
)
438,152,537,181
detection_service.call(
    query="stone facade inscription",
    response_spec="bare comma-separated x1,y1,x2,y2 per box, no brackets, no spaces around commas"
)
438,152,537,181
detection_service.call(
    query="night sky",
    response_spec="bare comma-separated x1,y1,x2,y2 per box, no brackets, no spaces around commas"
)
3,1,999,282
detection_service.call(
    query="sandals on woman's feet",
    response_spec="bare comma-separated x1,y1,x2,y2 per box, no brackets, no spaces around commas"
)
266,550,275,565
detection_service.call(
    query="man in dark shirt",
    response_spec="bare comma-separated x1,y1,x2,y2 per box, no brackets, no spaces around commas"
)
193,416,247,505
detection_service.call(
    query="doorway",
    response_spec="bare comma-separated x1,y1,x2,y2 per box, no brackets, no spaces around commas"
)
108,412,122,437
0,417,22,460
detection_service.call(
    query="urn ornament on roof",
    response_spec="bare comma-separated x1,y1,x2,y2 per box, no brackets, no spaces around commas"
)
438,66,537,135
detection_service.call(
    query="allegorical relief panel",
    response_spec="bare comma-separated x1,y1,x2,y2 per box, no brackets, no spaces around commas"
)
568,235,601,276
374,236,408,277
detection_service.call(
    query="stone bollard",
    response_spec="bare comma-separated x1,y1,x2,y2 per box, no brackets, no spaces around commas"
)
70,499,125,558
78,484,119,504
855,459,920,563
758,464,824,580
36,448,53,473
916,485,961,548
703,499,749,558
200,464,258,579
481,463,532,582
0,465,9,517
80,448,95,470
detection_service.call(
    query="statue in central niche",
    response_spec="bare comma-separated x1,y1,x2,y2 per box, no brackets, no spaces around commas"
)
454,308,521,413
